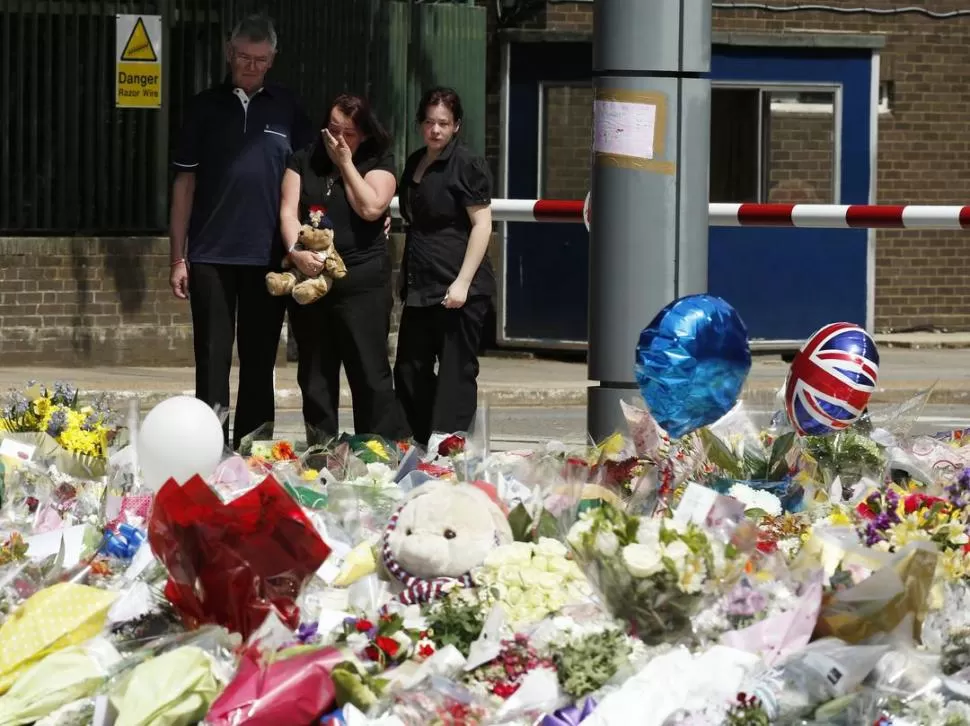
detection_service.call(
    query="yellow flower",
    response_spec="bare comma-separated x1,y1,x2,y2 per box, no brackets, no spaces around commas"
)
31,397,51,419
828,509,853,527
364,440,389,461
300,468,319,481
939,549,970,581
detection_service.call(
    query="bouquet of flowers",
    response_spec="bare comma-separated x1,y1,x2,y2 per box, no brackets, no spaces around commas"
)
566,502,733,645
0,381,115,460
461,633,554,701
335,613,435,669
473,538,591,630
801,426,886,489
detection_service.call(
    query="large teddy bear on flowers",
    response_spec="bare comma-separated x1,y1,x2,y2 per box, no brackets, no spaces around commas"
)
380,480,514,606
266,206,348,305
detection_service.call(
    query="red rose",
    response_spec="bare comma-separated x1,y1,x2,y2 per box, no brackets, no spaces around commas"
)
309,205,325,214
438,434,465,457
756,539,778,554
856,502,875,520
418,643,435,658
492,682,519,699
355,619,374,632
364,645,380,661
375,635,400,658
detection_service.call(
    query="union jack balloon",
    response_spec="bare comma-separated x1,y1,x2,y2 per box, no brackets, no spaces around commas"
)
784,322,880,436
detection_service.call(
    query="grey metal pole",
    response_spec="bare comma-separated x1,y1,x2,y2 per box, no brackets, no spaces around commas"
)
587,0,712,441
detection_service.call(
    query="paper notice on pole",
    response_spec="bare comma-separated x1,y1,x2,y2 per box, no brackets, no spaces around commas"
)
593,100,657,160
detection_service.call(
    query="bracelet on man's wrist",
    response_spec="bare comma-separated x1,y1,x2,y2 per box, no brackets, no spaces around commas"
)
171,258,186,267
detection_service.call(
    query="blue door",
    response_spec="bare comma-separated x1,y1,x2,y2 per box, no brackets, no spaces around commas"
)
502,42,874,346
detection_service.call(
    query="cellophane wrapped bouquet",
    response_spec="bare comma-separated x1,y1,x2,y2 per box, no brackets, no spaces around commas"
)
565,499,736,646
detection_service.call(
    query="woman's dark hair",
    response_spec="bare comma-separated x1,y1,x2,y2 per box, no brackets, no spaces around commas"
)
416,87,464,128
327,93,392,156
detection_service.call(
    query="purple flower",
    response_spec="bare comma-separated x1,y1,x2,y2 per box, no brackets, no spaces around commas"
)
50,381,77,407
864,523,884,547
46,409,67,437
874,512,895,531
726,582,768,617
2,393,29,420
947,469,970,509
297,621,319,643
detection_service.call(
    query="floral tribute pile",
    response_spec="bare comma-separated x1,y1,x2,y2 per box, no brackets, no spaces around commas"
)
6,377,970,725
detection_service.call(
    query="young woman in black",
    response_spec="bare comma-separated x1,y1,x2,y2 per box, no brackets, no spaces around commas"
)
394,87,495,446
281,93,407,443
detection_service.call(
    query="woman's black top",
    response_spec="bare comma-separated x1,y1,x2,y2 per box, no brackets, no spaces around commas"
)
286,140,396,269
398,137,496,307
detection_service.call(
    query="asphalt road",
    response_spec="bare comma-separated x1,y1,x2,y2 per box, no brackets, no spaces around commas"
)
255,404,970,450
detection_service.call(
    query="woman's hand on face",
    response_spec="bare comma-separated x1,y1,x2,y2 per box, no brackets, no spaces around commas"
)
322,128,353,168
443,278,469,309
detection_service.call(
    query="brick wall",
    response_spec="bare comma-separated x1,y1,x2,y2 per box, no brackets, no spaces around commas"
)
767,111,835,204
543,85,594,199
0,237,193,366
486,0,970,332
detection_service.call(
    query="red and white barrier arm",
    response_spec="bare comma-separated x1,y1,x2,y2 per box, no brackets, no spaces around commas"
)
389,198,584,223
389,198,970,229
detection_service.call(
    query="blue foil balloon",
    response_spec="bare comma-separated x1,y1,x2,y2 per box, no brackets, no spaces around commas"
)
634,294,751,438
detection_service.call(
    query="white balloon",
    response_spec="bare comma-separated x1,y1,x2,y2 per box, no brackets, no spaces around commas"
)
137,395,225,492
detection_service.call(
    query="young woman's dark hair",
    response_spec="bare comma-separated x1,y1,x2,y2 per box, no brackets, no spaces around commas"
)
415,86,464,128
327,92,392,156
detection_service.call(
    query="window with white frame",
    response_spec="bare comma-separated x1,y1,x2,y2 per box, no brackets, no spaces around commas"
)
770,81,893,115
710,86,839,204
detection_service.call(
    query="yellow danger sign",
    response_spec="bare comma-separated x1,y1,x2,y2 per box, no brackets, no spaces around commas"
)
121,17,157,61
115,14,162,109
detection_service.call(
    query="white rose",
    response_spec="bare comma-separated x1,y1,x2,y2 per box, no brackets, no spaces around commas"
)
547,557,575,576
535,572,560,592
537,538,568,558
505,585,524,604
567,518,595,549
595,530,620,557
530,555,551,573
484,545,518,570
506,541,536,563
546,591,567,612
621,543,663,578
499,568,526,588
663,540,691,565
635,517,662,546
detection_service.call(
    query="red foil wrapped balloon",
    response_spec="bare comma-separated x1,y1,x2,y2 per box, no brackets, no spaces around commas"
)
784,322,880,436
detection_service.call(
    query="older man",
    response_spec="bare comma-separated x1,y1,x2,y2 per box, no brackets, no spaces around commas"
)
168,14,313,449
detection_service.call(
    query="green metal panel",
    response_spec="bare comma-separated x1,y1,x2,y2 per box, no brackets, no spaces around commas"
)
410,2,487,157
371,0,412,175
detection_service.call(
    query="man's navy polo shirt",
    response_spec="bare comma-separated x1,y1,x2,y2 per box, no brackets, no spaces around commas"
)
172,81,314,266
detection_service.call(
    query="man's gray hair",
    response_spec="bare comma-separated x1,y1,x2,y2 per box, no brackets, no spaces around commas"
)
230,14,278,51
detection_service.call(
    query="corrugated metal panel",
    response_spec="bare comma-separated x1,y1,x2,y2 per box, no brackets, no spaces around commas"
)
372,0,412,173
413,2,487,156
0,0,165,234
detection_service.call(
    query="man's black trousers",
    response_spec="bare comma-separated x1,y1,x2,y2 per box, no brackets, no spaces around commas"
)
189,263,286,450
